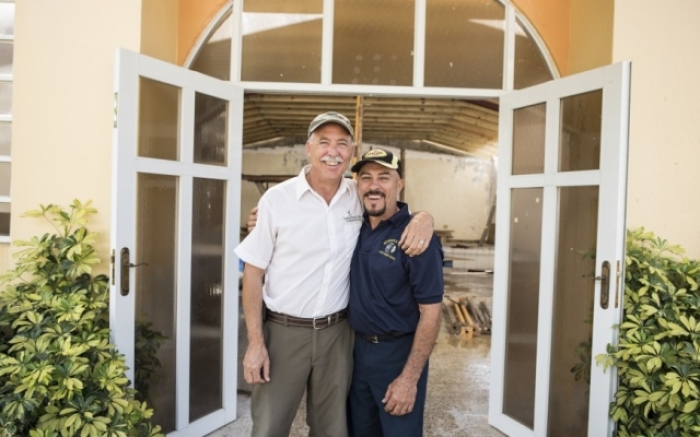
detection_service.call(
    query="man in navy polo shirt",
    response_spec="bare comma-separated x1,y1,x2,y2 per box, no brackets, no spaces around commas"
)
348,149,444,437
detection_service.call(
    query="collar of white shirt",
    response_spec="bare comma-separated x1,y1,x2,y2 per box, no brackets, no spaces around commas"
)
295,165,353,202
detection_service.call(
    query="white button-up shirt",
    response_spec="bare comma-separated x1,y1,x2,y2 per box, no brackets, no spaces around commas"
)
235,166,363,318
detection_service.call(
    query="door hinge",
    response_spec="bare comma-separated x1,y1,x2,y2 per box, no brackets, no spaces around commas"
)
113,92,118,128
110,249,116,285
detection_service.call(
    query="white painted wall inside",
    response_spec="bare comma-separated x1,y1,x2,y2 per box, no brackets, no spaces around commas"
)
613,0,700,259
241,144,495,242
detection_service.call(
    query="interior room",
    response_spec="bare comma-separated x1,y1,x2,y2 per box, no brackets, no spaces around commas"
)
203,93,505,436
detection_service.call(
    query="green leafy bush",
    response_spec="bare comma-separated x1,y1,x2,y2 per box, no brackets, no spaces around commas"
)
597,228,700,437
0,201,163,437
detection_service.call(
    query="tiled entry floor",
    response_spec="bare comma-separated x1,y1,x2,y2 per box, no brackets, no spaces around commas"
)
209,269,506,437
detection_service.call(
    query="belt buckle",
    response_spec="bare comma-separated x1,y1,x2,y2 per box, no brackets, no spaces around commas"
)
369,334,378,343
313,316,330,330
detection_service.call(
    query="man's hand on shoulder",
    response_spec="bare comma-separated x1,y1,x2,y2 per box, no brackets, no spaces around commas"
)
247,206,258,233
399,211,434,257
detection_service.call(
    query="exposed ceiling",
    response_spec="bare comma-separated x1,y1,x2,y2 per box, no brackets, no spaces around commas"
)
243,94,499,158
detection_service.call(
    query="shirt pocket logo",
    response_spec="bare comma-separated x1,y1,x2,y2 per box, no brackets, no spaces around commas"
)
379,239,398,260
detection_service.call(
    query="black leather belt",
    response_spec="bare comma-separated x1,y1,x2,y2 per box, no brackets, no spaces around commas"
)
265,309,347,330
358,331,412,343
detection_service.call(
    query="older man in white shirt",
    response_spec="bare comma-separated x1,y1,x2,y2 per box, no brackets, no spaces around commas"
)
235,112,432,437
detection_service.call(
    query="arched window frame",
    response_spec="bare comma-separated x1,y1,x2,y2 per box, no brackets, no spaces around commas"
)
184,0,559,98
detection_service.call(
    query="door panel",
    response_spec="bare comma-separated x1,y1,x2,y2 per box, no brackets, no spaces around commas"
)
189,177,226,422
490,62,630,437
135,172,179,432
138,77,180,160
559,90,602,172
112,48,243,437
502,187,543,429
547,185,599,436
512,104,546,175
193,93,228,166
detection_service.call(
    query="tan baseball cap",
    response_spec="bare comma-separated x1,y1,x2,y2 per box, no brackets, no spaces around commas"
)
307,111,354,139
351,148,402,177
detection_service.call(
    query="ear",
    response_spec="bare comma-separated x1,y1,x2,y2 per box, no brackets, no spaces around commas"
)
397,177,405,193
305,136,313,156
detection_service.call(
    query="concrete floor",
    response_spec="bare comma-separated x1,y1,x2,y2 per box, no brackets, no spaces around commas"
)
210,248,505,437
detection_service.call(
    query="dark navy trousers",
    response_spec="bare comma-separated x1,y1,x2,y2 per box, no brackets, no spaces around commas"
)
347,333,429,437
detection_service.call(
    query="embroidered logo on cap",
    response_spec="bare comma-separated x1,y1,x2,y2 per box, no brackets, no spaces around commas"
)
365,149,388,158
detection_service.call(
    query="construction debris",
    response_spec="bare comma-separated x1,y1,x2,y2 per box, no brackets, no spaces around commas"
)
442,294,492,338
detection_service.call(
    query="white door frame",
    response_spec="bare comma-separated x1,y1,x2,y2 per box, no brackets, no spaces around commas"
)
488,62,631,437
113,45,629,437
111,48,243,437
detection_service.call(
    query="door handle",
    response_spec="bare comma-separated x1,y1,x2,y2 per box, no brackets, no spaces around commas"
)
596,260,610,309
120,247,130,296
120,248,148,296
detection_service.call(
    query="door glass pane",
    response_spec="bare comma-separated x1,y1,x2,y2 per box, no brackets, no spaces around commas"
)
194,92,228,166
0,202,9,236
0,162,10,196
139,77,180,160
135,173,178,434
548,186,599,436
333,0,414,86
503,187,543,429
190,178,226,421
0,82,13,116
242,0,323,83
0,43,13,74
514,18,554,89
0,122,9,155
190,14,232,81
425,0,504,89
560,91,602,171
512,103,545,175
0,3,14,35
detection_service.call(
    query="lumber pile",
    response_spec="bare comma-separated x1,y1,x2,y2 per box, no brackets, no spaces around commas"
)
442,295,492,339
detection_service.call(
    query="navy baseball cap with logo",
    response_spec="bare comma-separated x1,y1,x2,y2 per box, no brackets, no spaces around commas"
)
307,111,354,139
351,149,402,177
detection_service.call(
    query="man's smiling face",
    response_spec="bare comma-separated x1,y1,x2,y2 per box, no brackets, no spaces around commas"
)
306,123,354,183
357,162,404,220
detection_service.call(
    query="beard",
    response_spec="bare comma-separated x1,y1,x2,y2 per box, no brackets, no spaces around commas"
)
363,191,387,216
365,204,386,217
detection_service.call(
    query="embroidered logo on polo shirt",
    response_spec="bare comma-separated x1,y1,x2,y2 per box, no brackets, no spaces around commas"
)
379,239,398,260
344,210,363,222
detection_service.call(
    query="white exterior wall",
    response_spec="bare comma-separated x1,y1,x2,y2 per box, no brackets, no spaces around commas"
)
12,1,143,271
613,0,700,258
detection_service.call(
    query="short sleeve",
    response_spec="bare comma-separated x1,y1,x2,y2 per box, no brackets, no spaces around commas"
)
406,235,444,304
234,195,276,270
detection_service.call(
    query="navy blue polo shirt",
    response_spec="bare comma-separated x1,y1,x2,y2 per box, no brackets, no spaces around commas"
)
348,202,444,335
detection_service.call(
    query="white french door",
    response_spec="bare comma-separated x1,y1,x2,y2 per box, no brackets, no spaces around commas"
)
110,48,243,437
489,62,631,437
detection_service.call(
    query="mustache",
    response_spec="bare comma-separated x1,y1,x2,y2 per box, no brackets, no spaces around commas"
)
363,190,385,198
321,156,344,164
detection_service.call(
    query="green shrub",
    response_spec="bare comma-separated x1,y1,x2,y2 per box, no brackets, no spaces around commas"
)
0,201,163,437
597,228,700,437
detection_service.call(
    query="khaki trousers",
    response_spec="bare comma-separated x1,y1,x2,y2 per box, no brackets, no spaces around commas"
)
251,318,354,437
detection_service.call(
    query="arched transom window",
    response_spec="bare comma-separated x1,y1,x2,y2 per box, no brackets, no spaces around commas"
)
188,0,556,93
